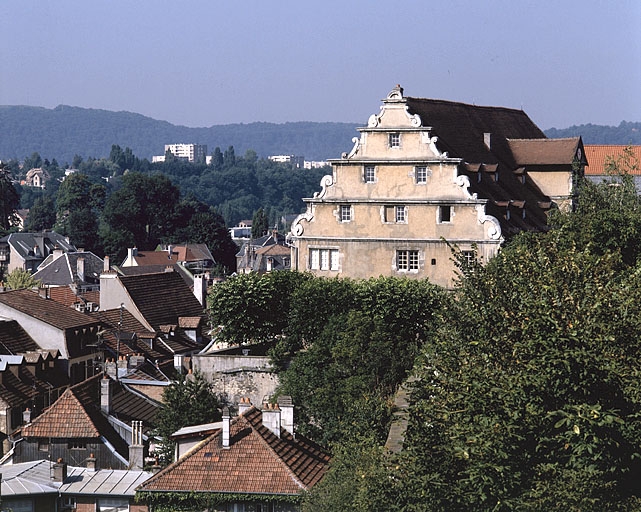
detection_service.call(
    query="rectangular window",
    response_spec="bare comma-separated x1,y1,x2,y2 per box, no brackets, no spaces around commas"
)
462,250,475,266
415,166,429,184
310,249,339,271
364,165,376,183
389,133,401,148
438,205,452,223
395,206,406,223
98,498,128,512
340,205,352,222
38,441,49,452
397,250,419,271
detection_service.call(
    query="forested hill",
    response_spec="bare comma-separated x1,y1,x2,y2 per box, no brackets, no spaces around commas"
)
1,104,639,164
0,105,359,163
544,121,641,144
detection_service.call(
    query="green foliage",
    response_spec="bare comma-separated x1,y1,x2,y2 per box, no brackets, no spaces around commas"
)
0,162,20,233
251,207,269,238
5,268,40,290
208,272,311,345
393,235,641,510
25,195,56,231
154,372,223,465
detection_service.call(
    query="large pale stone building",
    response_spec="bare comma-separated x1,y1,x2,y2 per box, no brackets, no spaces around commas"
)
289,85,586,288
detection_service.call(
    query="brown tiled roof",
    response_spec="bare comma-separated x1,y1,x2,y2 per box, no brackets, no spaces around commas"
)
0,290,101,330
178,317,201,329
584,145,641,175
21,374,131,459
131,251,180,266
139,406,330,496
117,272,205,332
0,357,68,408
507,138,582,167
0,320,40,354
47,287,100,309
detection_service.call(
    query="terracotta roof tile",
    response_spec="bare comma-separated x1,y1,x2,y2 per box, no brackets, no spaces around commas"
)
139,406,330,496
0,320,40,354
584,145,641,175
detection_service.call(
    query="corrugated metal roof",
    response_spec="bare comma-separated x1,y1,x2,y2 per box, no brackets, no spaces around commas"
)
60,467,152,496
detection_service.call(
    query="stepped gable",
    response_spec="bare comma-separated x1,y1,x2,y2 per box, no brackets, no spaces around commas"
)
139,405,330,496
117,271,205,332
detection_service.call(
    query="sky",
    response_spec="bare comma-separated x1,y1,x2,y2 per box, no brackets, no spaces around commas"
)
2,0,640,130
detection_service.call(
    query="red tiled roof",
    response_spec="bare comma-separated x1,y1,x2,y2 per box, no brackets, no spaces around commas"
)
47,287,100,309
584,145,641,175
139,406,330,496
22,385,102,438
0,290,101,330
132,251,180,266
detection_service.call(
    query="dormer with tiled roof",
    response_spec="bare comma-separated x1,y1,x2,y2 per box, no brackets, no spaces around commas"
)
137,401,330,510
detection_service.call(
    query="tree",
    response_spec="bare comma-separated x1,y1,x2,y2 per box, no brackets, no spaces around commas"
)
391,236,641,510
25,195,56,231
207,271,310,346
5,268,40,290
251,207,269,238
210,147,224,169
154,371,223,465
0,162,20,234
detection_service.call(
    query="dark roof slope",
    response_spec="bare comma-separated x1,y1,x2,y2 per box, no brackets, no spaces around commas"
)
405,98,546,166
139,406,330,496
0,290,102,330
0,320,40,354
33,251,104,286
508,138,582,167
117,271,205,331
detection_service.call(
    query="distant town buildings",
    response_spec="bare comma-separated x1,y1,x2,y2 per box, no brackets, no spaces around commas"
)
268,154,305,168
152,143,208,163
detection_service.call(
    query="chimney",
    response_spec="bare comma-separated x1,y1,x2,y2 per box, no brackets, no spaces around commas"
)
52,247,63,260
193,274,207,306
77,257,85,282
53,458,67,482
86,453,97,471
105,359,117,379
261,403,281,438
101,375,111,414
238,397,252,416
278,396,294,437
164,265,174,272
484,132,491,149
103,255,110,272
127,247,137,263
129,420,144,470
222,407,230,449
23,407,32,425
151,458,162,474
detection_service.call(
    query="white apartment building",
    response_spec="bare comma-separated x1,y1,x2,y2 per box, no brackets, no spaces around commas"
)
163,143,208,163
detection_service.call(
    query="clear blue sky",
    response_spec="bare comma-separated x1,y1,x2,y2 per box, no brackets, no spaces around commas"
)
2,0,640,130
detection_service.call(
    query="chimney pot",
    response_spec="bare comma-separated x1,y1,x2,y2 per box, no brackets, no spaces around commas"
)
222,407,231,448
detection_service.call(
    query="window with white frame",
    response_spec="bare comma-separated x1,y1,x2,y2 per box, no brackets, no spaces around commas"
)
415,166,429,184
364,165,376,183
310,249,339,271
389,133,401,148
98,498,128,512
397,250,419,271
383,205,407,223
395,205,407,223
339,205,352,222
461,250,475,266
438,205,452,223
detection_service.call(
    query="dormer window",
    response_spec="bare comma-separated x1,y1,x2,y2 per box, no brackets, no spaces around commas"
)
389,133,401,148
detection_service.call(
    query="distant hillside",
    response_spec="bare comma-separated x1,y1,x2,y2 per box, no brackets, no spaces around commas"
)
0,105,359,163
1,104,639,164
544,121,641,145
